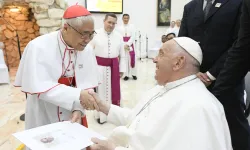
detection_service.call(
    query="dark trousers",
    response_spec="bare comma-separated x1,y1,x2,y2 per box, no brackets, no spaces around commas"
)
211,81,250,150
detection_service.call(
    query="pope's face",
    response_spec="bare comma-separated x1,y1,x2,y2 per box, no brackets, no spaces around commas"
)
67,20,95,51
104,16,117,33
154,40,176,85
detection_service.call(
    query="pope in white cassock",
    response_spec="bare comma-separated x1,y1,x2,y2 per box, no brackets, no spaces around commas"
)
117,14,137,81
89,13,126,124
87,37,232,150
14,5,99,150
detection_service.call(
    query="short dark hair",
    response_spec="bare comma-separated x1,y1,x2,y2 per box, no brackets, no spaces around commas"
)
105,13,117,20
123,14,130,18
166,32,176,37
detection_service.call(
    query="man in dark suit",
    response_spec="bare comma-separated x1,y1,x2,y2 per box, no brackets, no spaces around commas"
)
212,0,250,149
178,0,249,150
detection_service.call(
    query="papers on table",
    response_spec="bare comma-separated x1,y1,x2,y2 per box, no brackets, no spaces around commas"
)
13,121,106,150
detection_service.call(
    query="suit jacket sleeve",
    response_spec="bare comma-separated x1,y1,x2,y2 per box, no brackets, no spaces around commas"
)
208,3,242,77
178,5,189,37
212,0,250,97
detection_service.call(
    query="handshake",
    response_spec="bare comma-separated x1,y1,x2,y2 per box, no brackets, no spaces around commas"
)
79,89,110,115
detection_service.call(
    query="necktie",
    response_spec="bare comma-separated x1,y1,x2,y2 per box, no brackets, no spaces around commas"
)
204,0,213,20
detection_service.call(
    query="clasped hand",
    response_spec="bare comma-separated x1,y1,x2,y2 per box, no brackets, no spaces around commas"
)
79,90,115,149
79,89,100,111
80,89,110,115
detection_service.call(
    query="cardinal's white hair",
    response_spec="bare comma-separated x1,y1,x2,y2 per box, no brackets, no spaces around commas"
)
63,15,94,28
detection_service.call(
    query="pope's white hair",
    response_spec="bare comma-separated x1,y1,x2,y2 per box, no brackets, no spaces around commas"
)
63,15,94,28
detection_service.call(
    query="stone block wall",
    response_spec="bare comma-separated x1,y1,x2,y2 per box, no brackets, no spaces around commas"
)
0,0,67,68
29,0,66,35
0,7,39,67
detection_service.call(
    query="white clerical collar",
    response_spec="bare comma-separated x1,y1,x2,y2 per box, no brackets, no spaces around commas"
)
103,28,112,35
58,31,74,52
163,75,197,91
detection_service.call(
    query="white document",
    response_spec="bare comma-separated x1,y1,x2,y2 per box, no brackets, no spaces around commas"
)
13,121,106,150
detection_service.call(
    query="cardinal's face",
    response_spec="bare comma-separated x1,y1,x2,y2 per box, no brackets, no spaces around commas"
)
67,20,95,51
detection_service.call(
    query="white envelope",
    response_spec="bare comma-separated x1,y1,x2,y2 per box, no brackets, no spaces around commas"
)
13,121,106,150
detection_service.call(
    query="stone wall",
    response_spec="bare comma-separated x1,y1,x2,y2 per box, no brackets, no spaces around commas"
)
29,0,66,35
0,7,39,67
0,0,67,68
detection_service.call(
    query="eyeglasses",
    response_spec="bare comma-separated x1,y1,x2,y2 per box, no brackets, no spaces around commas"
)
67,23,96,39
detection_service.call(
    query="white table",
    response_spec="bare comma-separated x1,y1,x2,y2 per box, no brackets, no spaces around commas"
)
0,49,10,84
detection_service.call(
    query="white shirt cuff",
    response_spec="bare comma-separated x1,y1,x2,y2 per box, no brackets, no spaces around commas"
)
107,105,118,123
71,89,85,115
206,71,216,81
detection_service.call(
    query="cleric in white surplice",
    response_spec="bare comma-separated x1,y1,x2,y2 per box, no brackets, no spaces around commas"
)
14,5,99,150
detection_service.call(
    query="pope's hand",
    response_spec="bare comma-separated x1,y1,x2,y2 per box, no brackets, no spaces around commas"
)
88,91,111,115
90,138,116,150
80,90,99,111
70,110,82,124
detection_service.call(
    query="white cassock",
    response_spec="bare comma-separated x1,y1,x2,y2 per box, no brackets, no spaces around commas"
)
106,75,232,150
166,27,178,36
174,27,180,37
89,28,126,123
14,31,99,150
117,24,137,77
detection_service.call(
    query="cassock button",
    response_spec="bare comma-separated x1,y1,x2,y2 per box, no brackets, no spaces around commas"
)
60,112,62,114
67,69,70,71
70,61,73,63
71,51,73,54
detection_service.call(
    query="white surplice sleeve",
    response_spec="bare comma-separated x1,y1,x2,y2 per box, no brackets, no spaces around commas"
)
107,105,132,126
127,25,136,47
39,85,84,113
119,36,127,73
